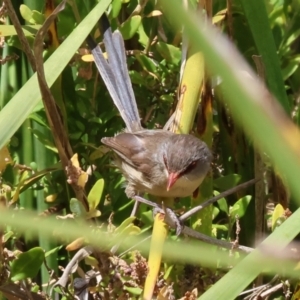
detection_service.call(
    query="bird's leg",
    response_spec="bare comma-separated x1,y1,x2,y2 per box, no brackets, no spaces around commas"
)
130,197,140,217
133,195,158,208
131,195,184,235
125,184,136,199
125,184,141,217
131,195,158,217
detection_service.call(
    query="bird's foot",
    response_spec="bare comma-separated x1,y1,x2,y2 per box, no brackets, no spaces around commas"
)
131,195,183,235
153,206,183,236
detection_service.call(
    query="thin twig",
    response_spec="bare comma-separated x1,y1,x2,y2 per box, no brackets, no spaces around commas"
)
51,246,94,293
260,283,284,298
21,281,34,300
33,0,88,210
180,178,259,221
239,283,269,296
3,0,36,70
179,225,253,253
240,275,280,298
134,196,253,253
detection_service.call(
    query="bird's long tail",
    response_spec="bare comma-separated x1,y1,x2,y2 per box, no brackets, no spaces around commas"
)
87,15,141,132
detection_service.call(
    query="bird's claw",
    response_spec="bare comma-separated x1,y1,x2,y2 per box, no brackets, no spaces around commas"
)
153,207,183,236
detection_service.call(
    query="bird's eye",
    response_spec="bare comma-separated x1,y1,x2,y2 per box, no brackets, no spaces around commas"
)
182,160,198,174
190,161,197,167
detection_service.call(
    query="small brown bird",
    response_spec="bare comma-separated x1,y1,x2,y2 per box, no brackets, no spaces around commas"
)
90,17,212,199
102,130,211,198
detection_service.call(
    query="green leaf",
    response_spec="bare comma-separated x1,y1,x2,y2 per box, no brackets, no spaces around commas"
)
214,191,228,214
160,94,174,102
146,10,163,18
0,25,41,37
123,286,143,295
140,210,154,228
31,10,45,25
19,4,33,23
214,174,241,191
19,5,46,25
163,264,173,280
29,128,57,153
229,195,252,220
212,224,229,232
135,53,157,74
137,23,149,47
271,203,285,231
282,28,300,50
212,206,220,219
111,217,141,246
212,9,227,25
70,198,87,218
114,216,136,234
111,0,122,19
84,256,99,267
89,147,106,161
87,178,104,210
29,113,49,127
130,70,147,85
156,42,181,65
3,231,14,243
282,55,300,80
11,247,45,281
119,16,142,40
45,246,62,257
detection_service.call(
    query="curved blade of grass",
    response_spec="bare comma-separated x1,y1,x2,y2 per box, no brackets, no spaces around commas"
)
0,208,299,279
158,0,300,298
200,208,300,300
239,0,290,112
0,0,111,150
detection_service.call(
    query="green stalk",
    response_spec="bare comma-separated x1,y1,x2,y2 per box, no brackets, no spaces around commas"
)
239,0,290,112
0,44,10,108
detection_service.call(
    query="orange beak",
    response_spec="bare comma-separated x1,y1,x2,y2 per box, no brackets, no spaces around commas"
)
167,172,179,191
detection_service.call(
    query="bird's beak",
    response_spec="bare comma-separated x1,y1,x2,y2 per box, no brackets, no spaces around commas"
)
167,172,179,191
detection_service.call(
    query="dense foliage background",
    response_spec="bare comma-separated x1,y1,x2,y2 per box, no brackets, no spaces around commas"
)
0,0,300,299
